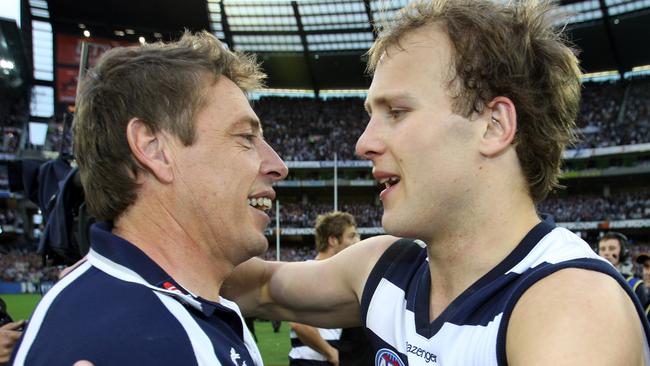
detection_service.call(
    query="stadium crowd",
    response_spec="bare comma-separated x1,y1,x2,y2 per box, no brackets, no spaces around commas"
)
268,192,650,229
575,78,650,148
254,97,368,161
0,249,58,283
271,202,382,228
539,191,650,222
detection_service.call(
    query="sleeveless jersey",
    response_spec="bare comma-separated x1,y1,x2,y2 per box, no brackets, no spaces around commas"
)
360,220,650,365
289,327,342,365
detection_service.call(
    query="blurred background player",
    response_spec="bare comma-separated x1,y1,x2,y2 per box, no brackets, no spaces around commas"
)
598,232,649,306
288,211,371,366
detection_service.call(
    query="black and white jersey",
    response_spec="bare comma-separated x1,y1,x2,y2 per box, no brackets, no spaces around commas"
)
288,319,341,365
361,220,650,365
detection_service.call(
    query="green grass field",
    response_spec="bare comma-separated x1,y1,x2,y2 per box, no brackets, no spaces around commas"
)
1,294,291,365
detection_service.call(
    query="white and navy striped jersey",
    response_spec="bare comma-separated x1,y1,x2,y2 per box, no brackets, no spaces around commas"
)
11,222,263,366
361,220,650,365
288,327,342,366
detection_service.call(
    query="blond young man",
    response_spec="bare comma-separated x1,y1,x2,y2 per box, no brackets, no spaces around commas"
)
226,1,650,364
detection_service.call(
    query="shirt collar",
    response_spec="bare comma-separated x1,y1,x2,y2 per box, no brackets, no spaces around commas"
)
89,221,220,316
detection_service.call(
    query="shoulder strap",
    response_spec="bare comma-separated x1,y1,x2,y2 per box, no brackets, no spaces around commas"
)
360,238,426,326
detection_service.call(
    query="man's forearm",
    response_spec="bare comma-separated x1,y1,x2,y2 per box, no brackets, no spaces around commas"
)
290,322,338,364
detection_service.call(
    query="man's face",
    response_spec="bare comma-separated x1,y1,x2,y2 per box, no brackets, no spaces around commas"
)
169,76,287,264
598,238,622,266
356,26,483,241
334,225,361,254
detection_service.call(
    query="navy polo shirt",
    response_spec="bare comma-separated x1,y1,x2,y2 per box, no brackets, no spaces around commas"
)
11,222,262,366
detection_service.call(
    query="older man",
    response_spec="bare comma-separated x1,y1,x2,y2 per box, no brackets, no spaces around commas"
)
11,32,287,365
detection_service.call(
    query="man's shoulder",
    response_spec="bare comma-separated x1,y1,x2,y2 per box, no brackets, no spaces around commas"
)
15,264,196,365
506,267,647,365
46,263,168,315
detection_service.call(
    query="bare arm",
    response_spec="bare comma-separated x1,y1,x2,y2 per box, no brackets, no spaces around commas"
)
507,268,645,366
289,322,339,366
222,235,399,328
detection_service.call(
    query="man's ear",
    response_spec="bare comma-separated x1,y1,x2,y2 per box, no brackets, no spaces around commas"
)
327,235,339,250
125,118,174,184
479,96,517,157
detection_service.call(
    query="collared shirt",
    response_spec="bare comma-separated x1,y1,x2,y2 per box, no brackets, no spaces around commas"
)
11,222,263,366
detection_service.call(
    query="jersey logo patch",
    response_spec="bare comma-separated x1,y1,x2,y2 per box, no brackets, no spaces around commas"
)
375,348,405,366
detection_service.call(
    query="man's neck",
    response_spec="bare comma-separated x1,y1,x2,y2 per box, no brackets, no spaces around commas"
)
113,200,231,302
315,249,335,261
424,199,541,320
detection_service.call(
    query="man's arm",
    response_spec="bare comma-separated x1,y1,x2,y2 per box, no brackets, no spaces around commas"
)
222,235,399,328
289,322,339,366
506,268,645,366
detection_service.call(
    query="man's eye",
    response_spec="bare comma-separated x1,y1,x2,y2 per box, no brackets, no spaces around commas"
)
240,134,256,142
388,109,406,119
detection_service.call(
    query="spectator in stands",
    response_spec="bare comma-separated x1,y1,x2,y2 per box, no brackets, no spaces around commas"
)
598,232,649,307
10,31,287,365
226,0,649,363
635,252,650,318
637,252,650,293
288,211,369,366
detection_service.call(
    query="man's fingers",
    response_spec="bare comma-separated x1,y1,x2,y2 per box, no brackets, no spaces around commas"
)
0,320,25,331
7,329,22,341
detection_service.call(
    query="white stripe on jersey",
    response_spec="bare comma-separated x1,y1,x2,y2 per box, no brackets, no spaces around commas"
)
507,227,608,274
153,292,222,366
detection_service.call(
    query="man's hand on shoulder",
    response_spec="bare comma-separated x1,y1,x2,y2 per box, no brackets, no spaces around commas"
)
507,268,645,366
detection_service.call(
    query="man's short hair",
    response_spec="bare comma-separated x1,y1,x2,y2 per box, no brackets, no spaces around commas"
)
73,31,265,221
599,231,629,262
314,211,357,253
367,0,581,202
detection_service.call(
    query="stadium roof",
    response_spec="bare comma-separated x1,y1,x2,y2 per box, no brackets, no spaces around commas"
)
45,0,650,93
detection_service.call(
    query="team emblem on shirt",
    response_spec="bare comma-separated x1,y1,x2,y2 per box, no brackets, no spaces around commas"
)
375,348,405,366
